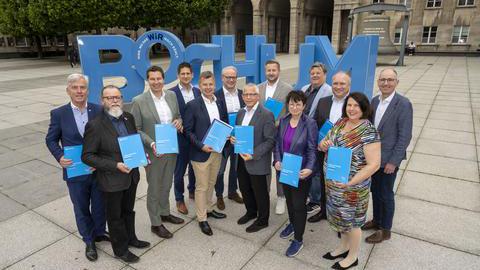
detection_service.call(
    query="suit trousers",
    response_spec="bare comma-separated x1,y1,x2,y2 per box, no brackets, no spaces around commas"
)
174,140,196,201
191,152,222,222
237,158,270,225
103,180,138,256
371,168,398,230
215,144,238,197
66,175,106,244
282,178,312,242
145,154,176,226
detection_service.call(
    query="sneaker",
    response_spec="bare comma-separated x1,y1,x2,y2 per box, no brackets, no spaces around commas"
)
286,239,303,257
306,202,321,214
275,197,286,215
280,223,294,239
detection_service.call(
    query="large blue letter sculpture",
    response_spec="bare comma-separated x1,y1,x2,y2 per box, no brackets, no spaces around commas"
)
78,30,378,104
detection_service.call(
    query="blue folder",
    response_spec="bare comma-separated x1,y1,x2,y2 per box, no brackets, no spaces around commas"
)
318,120,334,143
202,119,233,153
264,97,284,120
234,125,254,154
228,112,237,126
64,145,92,179
155,124,179,154
279,153,302,188
118,134,148,169
326,147,352,184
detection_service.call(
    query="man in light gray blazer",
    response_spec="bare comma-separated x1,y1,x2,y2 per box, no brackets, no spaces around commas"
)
363,68,413,244
130,66,185,240
257,59,293,215
232,83,276,233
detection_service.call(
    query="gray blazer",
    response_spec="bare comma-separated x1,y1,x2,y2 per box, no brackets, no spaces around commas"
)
258,80,293,119
371,92,413,167
236,104,276,175
130,90,181,149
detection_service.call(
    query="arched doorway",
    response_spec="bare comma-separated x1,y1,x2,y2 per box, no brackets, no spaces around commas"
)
266,0,290,53
304,0,333,39
231,0,253,52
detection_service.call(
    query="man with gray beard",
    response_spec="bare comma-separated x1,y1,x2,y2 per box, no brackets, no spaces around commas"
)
82,85,150,264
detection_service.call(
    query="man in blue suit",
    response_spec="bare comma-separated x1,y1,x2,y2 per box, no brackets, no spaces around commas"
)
45,74,108,261
169,62,201,215
363,68,413,243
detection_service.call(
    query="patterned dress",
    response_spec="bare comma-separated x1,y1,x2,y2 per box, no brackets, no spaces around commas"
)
323,118,380,232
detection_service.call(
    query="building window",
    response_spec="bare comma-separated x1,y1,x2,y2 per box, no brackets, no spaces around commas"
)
422,26,437,43
426,0,442,7
399,0,412,8
56,35,65,46
0,37,5,47
6,37,14,47
457,0,475,6
373,0,385,3
15,37,27,47
452,26,470,43
394,28,403,44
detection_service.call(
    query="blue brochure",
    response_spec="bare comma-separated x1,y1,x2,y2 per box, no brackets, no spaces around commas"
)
318,120,334,143
118,134,148,169
64,145,92,179
202,119,233,153
279,153,303,188
234,125,254,154
155,124,179,154
228,112,237,126
264,97,284,120
326,147,352,184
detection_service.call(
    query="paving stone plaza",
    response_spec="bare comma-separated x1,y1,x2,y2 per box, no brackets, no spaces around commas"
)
0,54,479,269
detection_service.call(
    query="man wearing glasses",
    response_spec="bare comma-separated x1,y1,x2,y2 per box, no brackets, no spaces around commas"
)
82,85,150,263
214,66,245,210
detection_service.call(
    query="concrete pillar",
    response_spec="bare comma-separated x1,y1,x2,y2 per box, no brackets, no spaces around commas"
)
331,9,342,54
288,6,299,53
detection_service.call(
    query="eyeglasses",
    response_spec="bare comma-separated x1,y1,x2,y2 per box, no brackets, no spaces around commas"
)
223,76,237,80
242,93,258,97
102,95,123,101
378,78,397,83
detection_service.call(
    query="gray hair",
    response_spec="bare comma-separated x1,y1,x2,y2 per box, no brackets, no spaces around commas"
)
243,83,259,94
67,73,88,86
332,71,351,85
379,68,398,79
101,84,121,96
222,66,238,75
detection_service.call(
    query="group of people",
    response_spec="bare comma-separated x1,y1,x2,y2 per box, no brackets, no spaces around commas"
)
45,59,412,269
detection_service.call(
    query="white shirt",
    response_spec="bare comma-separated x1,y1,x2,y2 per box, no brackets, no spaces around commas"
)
150,90,173,124
265,79,279,100
375,91,395,128
223,86,241,113
202,94,220,123
241,102,259,126
329,95,347,124
179,83,195,104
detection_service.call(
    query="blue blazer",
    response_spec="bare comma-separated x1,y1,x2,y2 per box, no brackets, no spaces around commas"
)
214,88,246,113
184,95,228,162
169,84,201,148
371,92,413,167
273,113,318,174
45,102,102,182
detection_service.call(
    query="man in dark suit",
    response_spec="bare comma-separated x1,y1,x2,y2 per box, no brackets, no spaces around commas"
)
231,83,275,233
45,74,108,262
184,71,229,236
308,71,351,223
169,62,201,215
82,85,150,263
214,66,245,210
363,68,413,243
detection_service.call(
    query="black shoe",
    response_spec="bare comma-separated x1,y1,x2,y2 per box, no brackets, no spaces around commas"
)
246,222,268,233
116,250,139,263
307,211,327,223
237,213,256,225
332,259,358,270
199,221,213,236
207,210,227,219
323,250,349,260
94,235,110,242
85,243,98,261
128,239,151,249
161,214,185,224
306,202,321,214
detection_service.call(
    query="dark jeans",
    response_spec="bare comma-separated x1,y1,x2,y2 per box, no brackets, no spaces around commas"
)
371,168,398,230
215,144,238,197
283,178,312,242
237,158,269,225
174,141,196,201
66,175,106,244
103,181,138,256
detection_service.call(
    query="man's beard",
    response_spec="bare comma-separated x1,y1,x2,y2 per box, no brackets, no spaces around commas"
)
107,106,123,118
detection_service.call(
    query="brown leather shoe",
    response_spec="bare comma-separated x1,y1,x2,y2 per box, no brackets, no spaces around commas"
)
176,201,188,215
365,229,391,244
217,197,225,210
151,224,173,239
361,220,380,231
228,192,244,204
189,192,195,200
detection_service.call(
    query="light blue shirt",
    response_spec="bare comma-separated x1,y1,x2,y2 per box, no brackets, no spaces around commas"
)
70,103,88,137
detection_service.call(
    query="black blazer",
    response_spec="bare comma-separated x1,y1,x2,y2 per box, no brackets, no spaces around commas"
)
214,88,246,114
314,95,334,175
184,96,228,162
82,111,140,192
